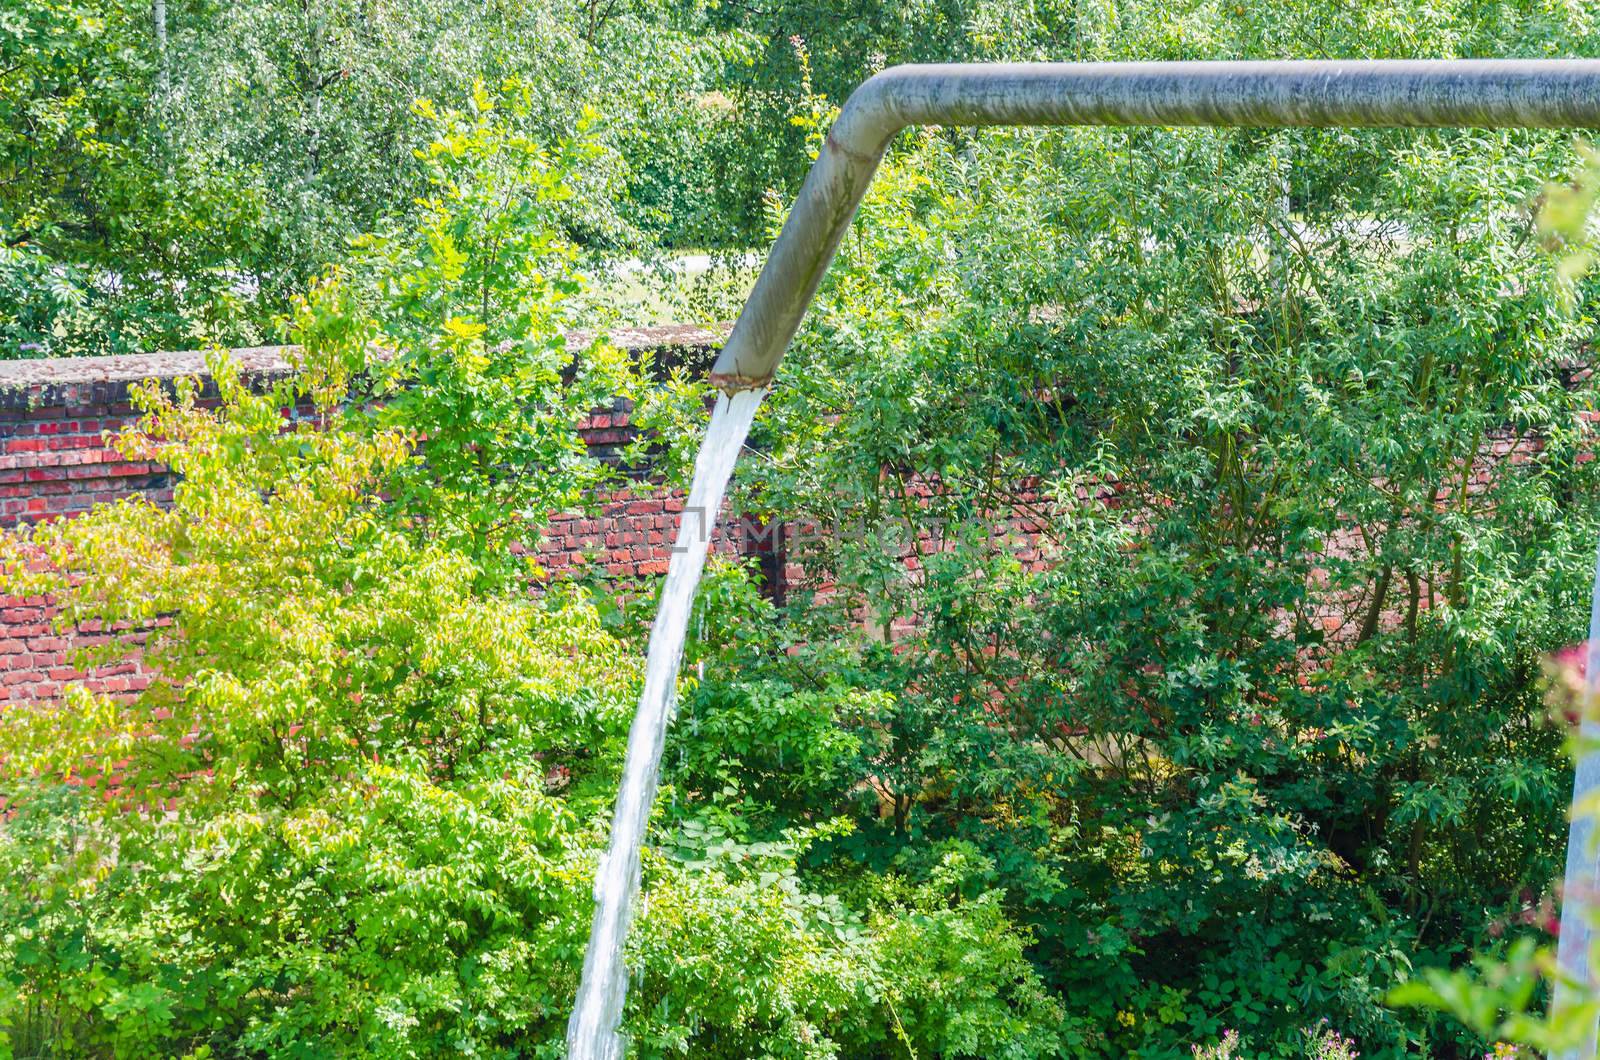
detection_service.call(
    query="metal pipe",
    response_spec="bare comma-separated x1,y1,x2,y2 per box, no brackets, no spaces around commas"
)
697,58,1600,1055
709,59,1600,392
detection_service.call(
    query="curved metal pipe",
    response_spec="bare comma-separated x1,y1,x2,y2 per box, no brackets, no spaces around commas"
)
708,59,1600,392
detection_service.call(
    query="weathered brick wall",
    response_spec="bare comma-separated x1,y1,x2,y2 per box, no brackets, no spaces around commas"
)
0,325,785,702
2,325,1478,705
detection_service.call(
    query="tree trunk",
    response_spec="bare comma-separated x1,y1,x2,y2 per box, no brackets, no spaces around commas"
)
152,0,169,97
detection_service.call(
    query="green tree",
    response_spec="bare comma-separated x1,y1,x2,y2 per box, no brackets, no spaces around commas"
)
658,2,1600,1054
0,0,759,356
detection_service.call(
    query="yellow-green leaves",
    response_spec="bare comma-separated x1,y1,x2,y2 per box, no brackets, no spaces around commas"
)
1538,140,1600,288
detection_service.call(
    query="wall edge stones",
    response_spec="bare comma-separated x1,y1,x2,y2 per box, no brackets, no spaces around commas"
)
0,322,730,412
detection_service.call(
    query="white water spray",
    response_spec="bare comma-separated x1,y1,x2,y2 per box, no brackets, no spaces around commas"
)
566,387,765,1060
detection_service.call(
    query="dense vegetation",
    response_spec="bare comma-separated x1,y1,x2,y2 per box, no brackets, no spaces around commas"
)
0,97,1059,1057
5,0,1600,1057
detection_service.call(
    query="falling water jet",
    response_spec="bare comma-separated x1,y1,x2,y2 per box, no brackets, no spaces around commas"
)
566,388,763,1060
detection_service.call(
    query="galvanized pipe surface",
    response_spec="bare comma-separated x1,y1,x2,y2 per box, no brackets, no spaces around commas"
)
709,60,1600,392
697,58,1600,1055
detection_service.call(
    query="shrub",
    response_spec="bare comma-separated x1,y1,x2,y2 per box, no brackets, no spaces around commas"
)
0,95,1060,1060
710,4,1600,1053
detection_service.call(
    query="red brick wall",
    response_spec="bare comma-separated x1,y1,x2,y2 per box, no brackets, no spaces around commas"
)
0,326,782,703
1,330,1511,705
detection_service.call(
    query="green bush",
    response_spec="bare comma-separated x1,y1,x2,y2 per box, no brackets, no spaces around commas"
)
0,97,1059,1060
675,3,1600,1054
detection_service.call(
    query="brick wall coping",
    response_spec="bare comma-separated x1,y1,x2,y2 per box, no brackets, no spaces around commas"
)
0,322,729,411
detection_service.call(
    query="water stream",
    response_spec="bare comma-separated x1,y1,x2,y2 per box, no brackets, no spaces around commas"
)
566,387,766,1060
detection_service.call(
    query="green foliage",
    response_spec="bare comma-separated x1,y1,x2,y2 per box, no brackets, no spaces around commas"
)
1387,938,1556,1050
1387,651,1600,1057
634,825,1065,1059
0,100,1057,1059
334,85,638,571
0,0,764,355
9,0,1600,1056
0,0,264,355
651,3,1600,1055
671,679,877,823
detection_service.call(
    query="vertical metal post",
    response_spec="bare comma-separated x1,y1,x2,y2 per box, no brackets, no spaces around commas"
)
1554,540,1600,1059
